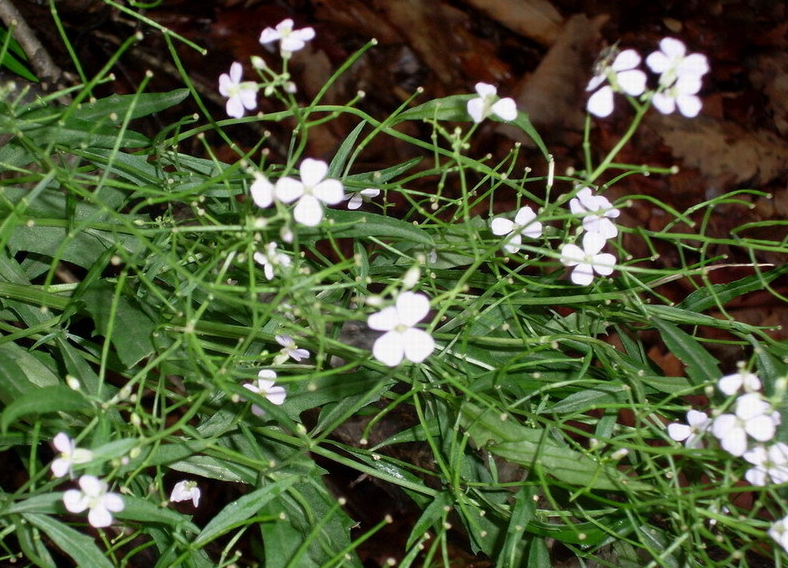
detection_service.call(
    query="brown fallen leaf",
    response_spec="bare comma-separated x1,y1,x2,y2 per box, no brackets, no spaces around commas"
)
455,0,564,46
648,115,788,187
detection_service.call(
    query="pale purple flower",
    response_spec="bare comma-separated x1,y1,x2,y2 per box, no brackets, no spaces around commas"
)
569,187,620,239
490,206,542,254
242,370,287,416
368,292,435,367
259,19,315,56
586,49,647,118
170,480,201,507
51,433,93,478
743,443,788,486
711,393,780,457
718,370,762,396
346,188,380,210
646,37,709,87
218,62,258,119
62,475,124,528
275,158,345,226
275,334,309,362
559,232,617,286
667,410,710,449
467,82,517,123
254,242,291,280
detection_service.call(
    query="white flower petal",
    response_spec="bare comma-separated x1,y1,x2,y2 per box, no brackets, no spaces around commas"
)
467,98,485,123
396,292,430,327
251,174,274,208
745,415,777,442
63,489,88,513
591,253,616,276
492,98,517,121
587,86,614,117
401,328,435,363
300,158,328,187
103,493,125,513
612,49,641,71
474,82,497,97
293,194,324,226
368,306,399,331
313,179,345,205
745,467,767,486
53,432,72,453
652,92,676,114
88,505,113,528
570,264,595,286
275,177,304,203
667,423,691,442
491,217,514,236
347,193,363,209
617,69,646,96
676,95,702,118
372,332,405,367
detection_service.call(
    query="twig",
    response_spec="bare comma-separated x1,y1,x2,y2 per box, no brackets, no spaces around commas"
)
0,0,63,87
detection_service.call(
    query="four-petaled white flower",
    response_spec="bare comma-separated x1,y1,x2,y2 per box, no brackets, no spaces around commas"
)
646,37,709,88
63,475,124,528
275,158,345,226
218,62,258,119
718,370,762,396
559,232,617,286
275,334,310,362
170,480,201,507
770,515,788,554
243,370,287,416
259,19,315,56
586,49,647,118
467,82,518,123
254,242,291,280
51,432,93,478
490,206,543,254
667,410,710,449
346,188,380,210
368,291,435,367
711,393,780,457
743,443,788,487
250,172,275,209
569,187,620,239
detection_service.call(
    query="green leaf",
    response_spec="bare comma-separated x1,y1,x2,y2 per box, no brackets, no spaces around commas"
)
329,120,366,178
82,281,156,368
0,342,59,405
70,89,190,123
194,477,298,547
460,403,652,492
23,513,115,568
407,491,452,548
1,385,90,432
679,263,788,313
548,385,626,414
312,209,434,247
650,317,719,387
116,495,199,533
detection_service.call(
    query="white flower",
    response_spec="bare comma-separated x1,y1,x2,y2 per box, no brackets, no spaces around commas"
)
170,480,201,507
646,37,709,87
467,82,518,123
586,49,647,118
62,475,124,528
51,433,93,478
368,291,435,367
718,370,762,396
254,242,291,280
651,74,703,118
218,62,258,119
770,515,788,554
259,19,315,56
569,187,620,239
559,232,617,286
667,410,710,449
711,393,780,457
490,206,542,254
250,172,275,208
275,158,345,226
743,443,788,486
346,188,380,210
243,370,287,416
275,334,309,362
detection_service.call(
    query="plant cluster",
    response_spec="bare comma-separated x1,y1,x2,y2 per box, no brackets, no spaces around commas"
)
0,5,787,567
